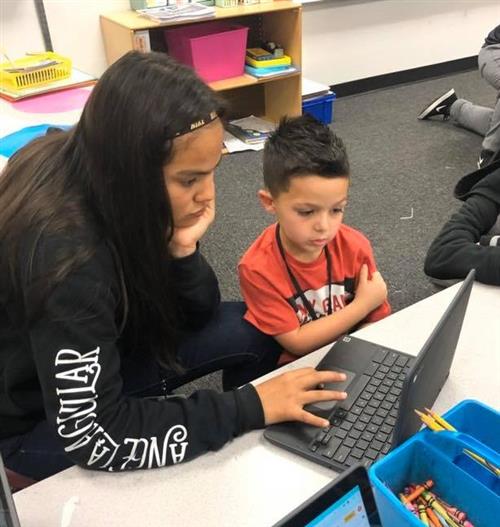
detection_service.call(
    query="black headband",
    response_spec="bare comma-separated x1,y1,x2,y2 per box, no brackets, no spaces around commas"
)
173,110,219,138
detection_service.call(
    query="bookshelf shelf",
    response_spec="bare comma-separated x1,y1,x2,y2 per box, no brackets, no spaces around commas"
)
101,2,300,31
100,1,302,122
208,70,300,91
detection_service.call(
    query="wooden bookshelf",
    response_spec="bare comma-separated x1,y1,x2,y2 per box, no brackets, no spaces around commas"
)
100,1,302,122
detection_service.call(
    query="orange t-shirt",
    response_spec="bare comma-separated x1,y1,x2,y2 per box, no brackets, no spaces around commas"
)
238,223,391,363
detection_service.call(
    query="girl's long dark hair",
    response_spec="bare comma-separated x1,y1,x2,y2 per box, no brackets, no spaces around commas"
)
0,51,223,369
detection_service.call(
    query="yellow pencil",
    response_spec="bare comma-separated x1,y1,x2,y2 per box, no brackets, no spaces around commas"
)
414,410,445,431
463,448,500,477
424,408,457,431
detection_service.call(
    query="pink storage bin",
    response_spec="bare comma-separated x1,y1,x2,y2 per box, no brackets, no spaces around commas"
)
164,22,249,83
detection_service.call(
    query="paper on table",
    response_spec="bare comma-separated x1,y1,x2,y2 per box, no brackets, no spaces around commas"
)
0,96,83,138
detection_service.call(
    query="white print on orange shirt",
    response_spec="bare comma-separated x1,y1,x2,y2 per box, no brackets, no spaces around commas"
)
288,283,353,325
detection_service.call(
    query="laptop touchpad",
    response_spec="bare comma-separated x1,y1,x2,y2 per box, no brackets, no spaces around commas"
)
307,368,357,413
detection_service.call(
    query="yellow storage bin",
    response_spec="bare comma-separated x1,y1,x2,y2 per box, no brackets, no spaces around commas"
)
0,52,72,91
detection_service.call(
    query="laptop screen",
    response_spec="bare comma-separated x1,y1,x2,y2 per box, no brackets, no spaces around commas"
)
305,484,371,527
274,465,381,527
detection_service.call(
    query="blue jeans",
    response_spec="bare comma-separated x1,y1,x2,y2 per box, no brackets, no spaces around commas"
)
0,302,281,481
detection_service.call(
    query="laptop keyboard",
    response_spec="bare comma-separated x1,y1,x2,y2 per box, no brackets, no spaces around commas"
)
309,348,415,470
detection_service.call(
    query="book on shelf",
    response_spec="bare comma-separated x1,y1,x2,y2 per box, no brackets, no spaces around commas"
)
244,64,298,79
245,55,291,69
133,30,152,52
0,68,96,102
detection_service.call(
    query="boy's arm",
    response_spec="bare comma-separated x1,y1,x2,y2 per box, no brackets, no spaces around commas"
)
359,242,392,324
275,266,387,356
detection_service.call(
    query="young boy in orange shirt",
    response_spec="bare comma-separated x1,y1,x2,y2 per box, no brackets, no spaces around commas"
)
239,115,391,364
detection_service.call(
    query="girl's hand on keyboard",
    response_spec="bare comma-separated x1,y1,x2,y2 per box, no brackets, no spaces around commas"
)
255,368,347,428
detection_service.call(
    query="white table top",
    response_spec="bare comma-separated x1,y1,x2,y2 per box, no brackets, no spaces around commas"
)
14,281,500,527
0,89,90,172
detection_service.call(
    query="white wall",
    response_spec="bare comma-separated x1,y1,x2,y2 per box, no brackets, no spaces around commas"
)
1,0,499,82
302,0,500,85
0,0,129,78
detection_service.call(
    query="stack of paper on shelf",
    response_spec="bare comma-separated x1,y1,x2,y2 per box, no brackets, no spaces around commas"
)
223,115,275,153
137,3,215,22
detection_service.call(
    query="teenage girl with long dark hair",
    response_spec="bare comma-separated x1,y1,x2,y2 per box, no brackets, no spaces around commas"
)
0,52,346,482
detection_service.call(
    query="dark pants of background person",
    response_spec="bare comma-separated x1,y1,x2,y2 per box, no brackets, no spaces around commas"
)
0,302,282,482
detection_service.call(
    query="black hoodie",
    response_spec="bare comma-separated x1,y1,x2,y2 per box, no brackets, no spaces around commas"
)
424,162,500,285
0,231,264,471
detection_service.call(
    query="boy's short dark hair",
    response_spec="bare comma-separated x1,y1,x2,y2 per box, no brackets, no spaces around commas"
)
263,114,350,195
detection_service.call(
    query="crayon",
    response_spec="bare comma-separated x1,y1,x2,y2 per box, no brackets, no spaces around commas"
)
426,504,444,527
418,497,441,527
399,493,418,517
442,504,467,522
427,496,466,527
417,501,430,526
442,507,474,527
434,510,451,527
404,485,416,495
449,513,474,527
403,479,434,503
427,492,473,526
421,491,461,527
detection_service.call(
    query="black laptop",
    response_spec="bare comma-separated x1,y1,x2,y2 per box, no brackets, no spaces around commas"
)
274,464,382,527
0,455,21,527
265,270,475,472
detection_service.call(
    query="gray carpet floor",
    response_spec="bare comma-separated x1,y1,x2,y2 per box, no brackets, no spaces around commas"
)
176,67,494,394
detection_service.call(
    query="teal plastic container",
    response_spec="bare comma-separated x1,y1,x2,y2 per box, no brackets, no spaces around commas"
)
369,400,500,527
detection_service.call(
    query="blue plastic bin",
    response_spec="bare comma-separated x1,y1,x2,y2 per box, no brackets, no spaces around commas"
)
302,91,336,125
369,400,500,527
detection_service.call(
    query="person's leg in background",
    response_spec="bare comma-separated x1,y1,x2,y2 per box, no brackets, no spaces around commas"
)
120,301,281,394
419,45,500,168
476,44,500,163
